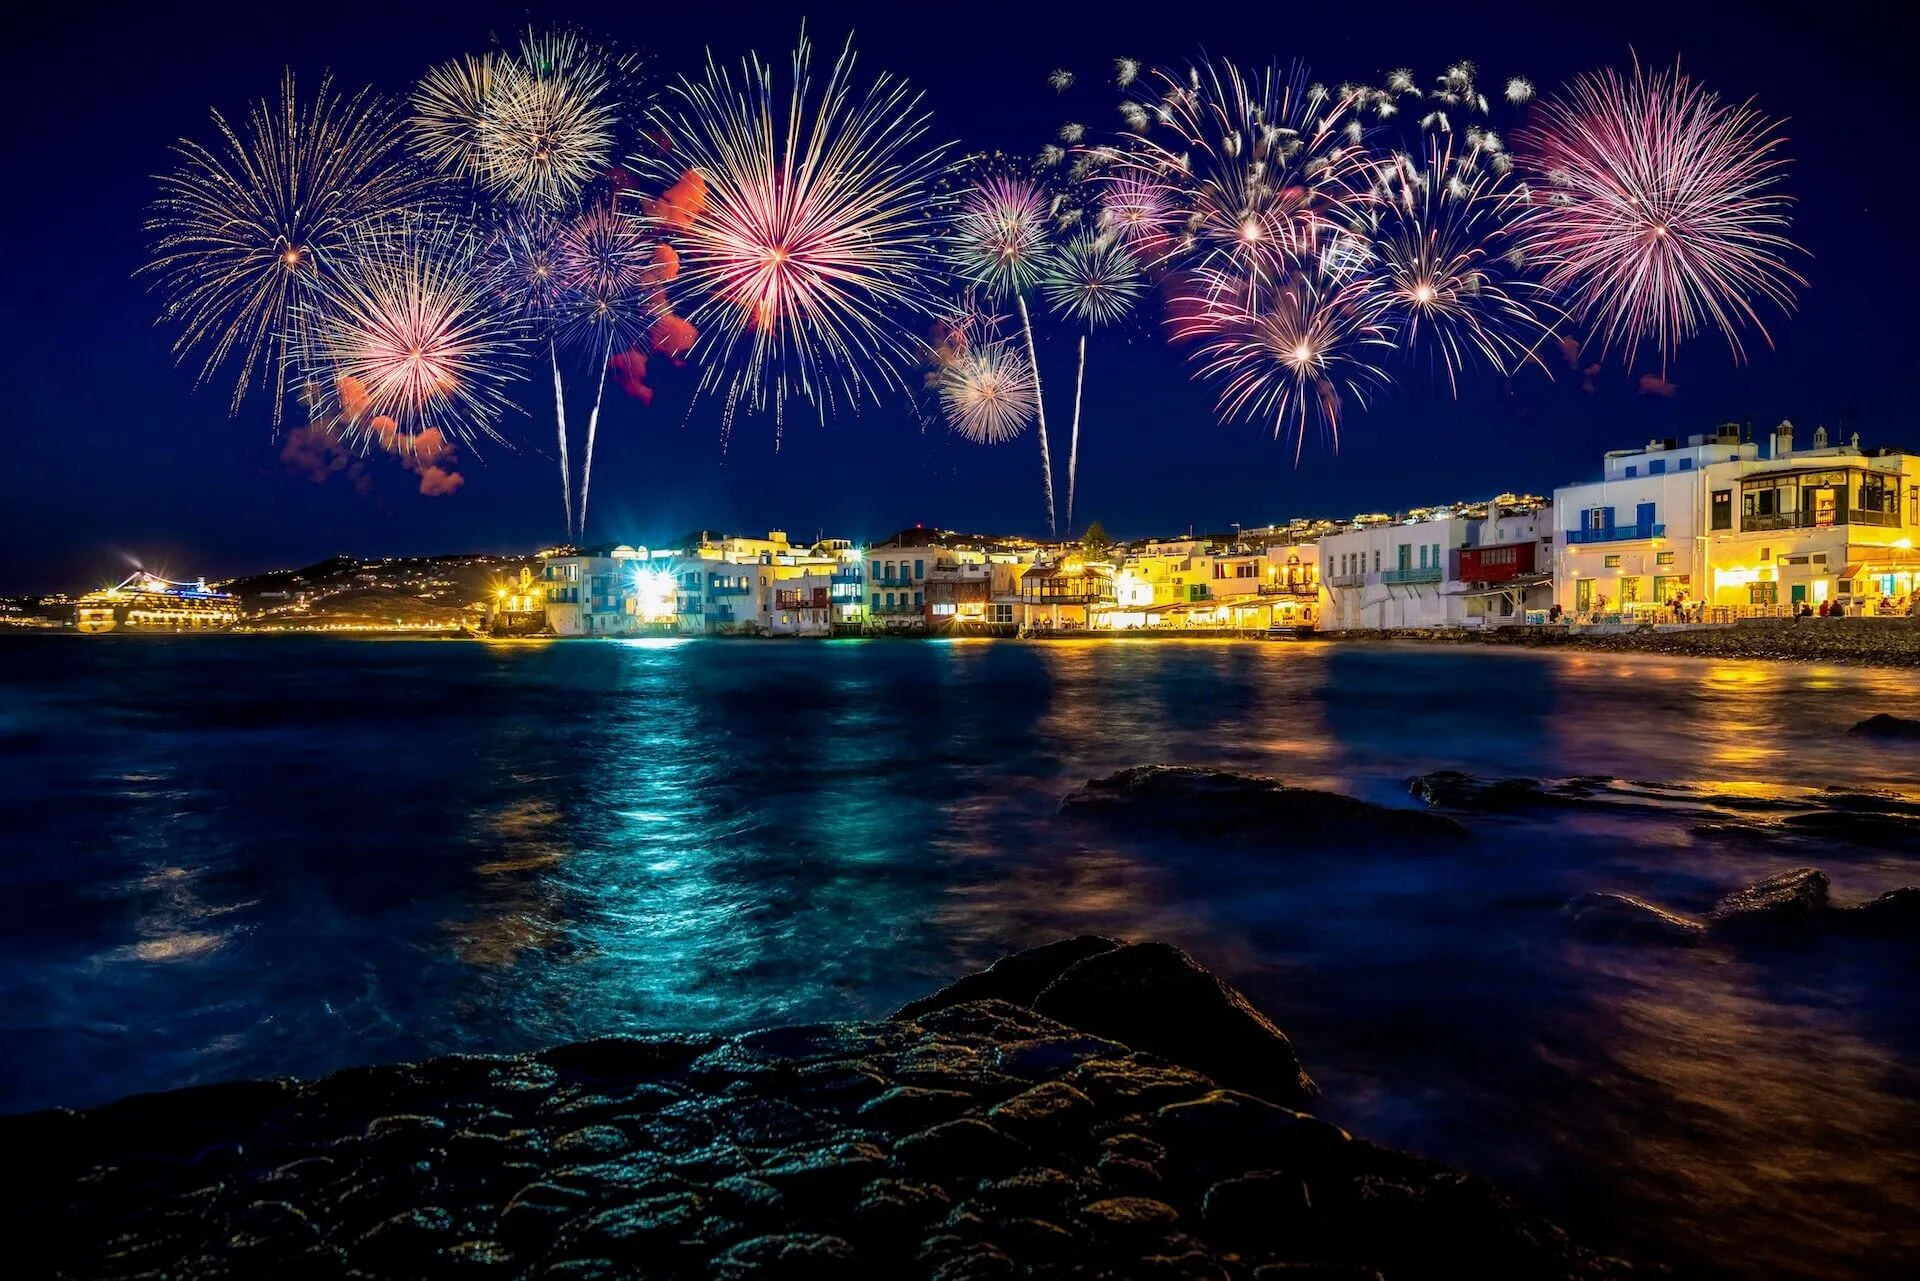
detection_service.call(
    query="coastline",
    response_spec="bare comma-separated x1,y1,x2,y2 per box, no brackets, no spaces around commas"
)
1,939,1635,1281
9,617,1920,669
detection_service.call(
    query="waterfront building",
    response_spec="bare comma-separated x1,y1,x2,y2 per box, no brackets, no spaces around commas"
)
1319,514,1468,631
75,572,239,633
542,546,649,636
1020,557,1114,631
487,568,547,636
1551,423,1919,619
1455,498,1555,625
1699,423,1919,614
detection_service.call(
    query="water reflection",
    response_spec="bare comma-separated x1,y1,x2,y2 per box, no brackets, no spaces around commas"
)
0,635,1915,1280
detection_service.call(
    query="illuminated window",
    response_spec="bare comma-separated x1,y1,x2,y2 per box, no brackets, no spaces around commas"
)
1604,554,1622,569
1656,551,1675,566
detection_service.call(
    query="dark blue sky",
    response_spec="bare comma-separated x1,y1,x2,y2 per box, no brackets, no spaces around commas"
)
5,0,1907,594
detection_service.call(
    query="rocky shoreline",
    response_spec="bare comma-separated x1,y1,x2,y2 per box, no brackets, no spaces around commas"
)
5,939,1636,1281
1327,616,1920,668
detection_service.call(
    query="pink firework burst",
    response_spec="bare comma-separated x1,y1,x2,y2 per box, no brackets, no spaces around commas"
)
1515,57,1804,369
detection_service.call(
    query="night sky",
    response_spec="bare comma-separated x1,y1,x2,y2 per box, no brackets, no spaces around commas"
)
5,0,1908,595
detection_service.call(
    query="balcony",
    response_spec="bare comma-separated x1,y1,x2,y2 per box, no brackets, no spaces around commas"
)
707,582,753,596
1565,522,1665,544
1325,572,1367,588
870,601,922,616
868,576,914,588
829,571,864,586
1741,509,1899,532
1379,566,1443,585
1257,583,1319,597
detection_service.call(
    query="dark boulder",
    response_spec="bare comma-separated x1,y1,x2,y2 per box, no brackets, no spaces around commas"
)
1563,892,1706,945
1706,867,1830,938
1030,942,1317,1109
1062,766,1467,844
1409,770,1578,813
895,935,1121,1021
1847,713,1920,740
1832,886,1920,936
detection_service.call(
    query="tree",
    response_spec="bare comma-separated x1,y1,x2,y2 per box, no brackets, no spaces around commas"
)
1081,520,1111,559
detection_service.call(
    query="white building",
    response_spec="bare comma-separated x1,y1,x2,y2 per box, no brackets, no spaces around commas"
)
1318,515,1465,630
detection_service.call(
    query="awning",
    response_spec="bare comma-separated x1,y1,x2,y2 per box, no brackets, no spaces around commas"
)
1447,574,1551,598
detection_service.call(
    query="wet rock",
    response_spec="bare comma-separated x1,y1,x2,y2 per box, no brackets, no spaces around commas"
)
893,1117,1029,1178
985,1081,1095,1138
1202,1171,1313,1245
1251,1266,1384,1281
1408,770,1584,813
536,1034,715,1077
894,935,1123,1020
711,1232,857,1279
356,1206,455,1265
1062,766,1468,844
1031,942,1318,1109
1706,867,1831,937
1563,892,1706,945
853,1176,952,1233
1833,886,1920,936
1155,1091,1352,1171
856,1085,976,1131
1079,1195,1181,1240
549,1124,629,1159
1847,713,1920,739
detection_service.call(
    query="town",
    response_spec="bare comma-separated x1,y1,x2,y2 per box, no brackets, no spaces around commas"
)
16,421,1918,637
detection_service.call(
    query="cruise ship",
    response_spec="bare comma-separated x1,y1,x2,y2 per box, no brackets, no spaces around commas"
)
75,572,241,633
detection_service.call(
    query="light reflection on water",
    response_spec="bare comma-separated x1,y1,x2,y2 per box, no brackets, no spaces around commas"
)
0,634,1916,1280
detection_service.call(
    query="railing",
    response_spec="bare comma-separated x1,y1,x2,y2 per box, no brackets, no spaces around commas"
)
1379,566,1443,585
1741,509,1900,532
1257,583,1319,597
828,572,864,586
1325,573,1367,588
1565,523,1665,544
707,582,752,596
870,602,923,616
868,576,915,588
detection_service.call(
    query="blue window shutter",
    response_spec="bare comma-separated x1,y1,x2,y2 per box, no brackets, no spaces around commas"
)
1603,507,1616,530
1636,501,1656,528
915,559,924,578
1649,459,1666,475
1626,465,1637,477
1679,458,1694,471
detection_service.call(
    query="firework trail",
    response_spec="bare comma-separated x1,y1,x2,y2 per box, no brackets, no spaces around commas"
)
1515,57,1802,369
1170,259,1394,460
486,211,575,533
307,213,529,450
1357,136,1560,394
638,29,948,446
146,71,428,425
557,202,657,536
1041,232,1143,528
949,173,1059,533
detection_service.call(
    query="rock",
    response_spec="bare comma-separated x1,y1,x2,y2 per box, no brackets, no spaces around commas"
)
985,1081,1095,1138
711,1232,856,1279
1833,887,1920,936
893,1118,1029,1178
894,935,1122,1020
1202,1171,1313,1245
1563,892,1706,945
1079,1196,1181,1240
1706,867,1831,937
1847,713,1920,739
1409,770,1580,813
1154,1091,1351,1171
855,1085,975,1131
1061,766,1468,844
355,1206,455,1265
1030,942,1318,1108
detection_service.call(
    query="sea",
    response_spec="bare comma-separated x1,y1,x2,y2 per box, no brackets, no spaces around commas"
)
1,633,1915,1280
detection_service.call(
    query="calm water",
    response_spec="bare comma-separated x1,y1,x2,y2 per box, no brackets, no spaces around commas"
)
2,635,1916,1279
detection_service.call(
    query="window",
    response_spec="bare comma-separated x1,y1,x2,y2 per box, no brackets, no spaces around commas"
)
989,603,1014,624
1656,551,1675,566
1575,579,1595,611
1620,577,1641,603
1653,574,1691,600
914,591,923,607
886,592,895,608
1625,465,1638,478
914,559,925,578
1373,550,1381,571
1604,554,1622,569
1711,490,1732,530
1749,582,1778,605
1649,459,1667,476
1418,545,1429,570
1837,579,1852,595
1635,501,1656,528
1584,506,1613,533
1760,547,1771,561
1679,458,1694,471
869,594,878,611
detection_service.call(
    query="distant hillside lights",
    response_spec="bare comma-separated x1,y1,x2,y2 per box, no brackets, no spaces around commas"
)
526,424,1918,639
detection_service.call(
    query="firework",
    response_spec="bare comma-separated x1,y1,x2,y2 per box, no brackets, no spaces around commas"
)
949,175,1054,299
940,339,1038,444
1114,58,1141,89
487,210,576,533
638,30,947,436
949,172,1062,531
1171,261,1394,459
413,30,629,214
411,53,499,182
146,71,428,424
1039,232,1144,528
556,202,657,535
1359,138,1559,394
1515,58,1803,367
308,213,529,448
1115,58,1373,294
1049,69,1076,93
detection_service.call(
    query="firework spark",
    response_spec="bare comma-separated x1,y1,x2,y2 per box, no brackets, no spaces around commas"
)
1171,261,1394,459
1042,232,1144,527
939,339,1038,444
411,53,499,183
146,71,428,424
1515,58,1803,368
556,201,657,534
1116,58,1373,291
1360,138,1560,394
308,213,528,448
487,210,576,532
638,30,947,433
